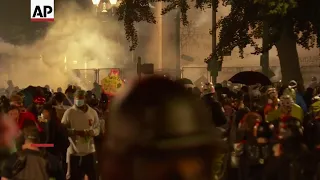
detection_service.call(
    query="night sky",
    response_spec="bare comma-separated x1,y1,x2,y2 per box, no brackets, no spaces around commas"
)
0,0,93,45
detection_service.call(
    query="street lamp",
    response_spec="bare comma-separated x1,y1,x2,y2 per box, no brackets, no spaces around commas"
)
92,0,100,14
109,0,117,5
92,0,100,6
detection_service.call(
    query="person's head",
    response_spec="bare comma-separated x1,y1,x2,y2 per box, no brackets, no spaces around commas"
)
33,96,46,112
289,80,297,89
7,80,13,87
41,104,56,121
277,116,304,155
10,94,24,108
23,126,40,145
253,121,273,143
44,85,50,90
74,90,86,108
7,105,20,122
54,92,65,104
65,85,75,96
102,76,225,180
201,82,215,97
57,87,62,93
86,91,93,102
279,95,294,115
233,91,244,109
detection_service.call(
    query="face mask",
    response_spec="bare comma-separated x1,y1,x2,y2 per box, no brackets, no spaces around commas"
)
75,99,85,107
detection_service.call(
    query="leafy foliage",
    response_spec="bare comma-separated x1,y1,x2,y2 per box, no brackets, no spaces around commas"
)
215,0,320,60
116,0,217,50
116,0,319,68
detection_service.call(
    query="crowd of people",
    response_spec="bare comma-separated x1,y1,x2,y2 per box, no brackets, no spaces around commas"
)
0,75,319,180
0,81,107,180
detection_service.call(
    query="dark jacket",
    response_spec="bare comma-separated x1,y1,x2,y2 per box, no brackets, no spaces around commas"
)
202,94,227,127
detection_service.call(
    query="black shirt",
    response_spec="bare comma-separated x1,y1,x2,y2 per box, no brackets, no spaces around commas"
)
1,149,65,180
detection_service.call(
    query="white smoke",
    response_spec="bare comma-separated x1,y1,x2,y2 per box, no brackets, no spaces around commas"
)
0,2,126,90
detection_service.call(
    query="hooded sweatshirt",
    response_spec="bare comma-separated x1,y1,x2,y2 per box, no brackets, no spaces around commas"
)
61,105,100,156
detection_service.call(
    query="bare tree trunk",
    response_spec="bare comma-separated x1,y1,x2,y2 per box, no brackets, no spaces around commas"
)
275,20,303,85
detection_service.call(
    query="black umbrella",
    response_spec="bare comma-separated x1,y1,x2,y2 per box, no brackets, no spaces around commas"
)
176,78,193,86
255,68,275,78
229,71,272,86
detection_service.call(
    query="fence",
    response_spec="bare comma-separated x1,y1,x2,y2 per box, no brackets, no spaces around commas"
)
181,65,320,86
181,66,210,87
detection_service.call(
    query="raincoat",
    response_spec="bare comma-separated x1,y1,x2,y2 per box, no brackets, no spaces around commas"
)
266,103,304,122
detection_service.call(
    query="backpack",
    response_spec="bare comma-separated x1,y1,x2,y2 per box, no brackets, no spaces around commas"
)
11,150,50,180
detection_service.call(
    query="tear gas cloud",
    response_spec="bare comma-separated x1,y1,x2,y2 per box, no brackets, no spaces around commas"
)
0,2,126,90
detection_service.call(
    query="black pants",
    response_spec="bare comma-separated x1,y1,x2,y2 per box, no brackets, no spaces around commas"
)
69,153,97,180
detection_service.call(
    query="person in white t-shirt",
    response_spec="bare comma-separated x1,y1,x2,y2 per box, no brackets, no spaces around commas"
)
61,90,100,180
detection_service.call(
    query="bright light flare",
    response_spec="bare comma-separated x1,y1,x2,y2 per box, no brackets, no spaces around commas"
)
109,0,117,5
92,0,101,5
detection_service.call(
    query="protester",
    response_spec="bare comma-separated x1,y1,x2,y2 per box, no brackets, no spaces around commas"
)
61,90,100,180
1,74,320,180
9,95,42,132
0,126,64,180
28,96,46,119
201,82,227,127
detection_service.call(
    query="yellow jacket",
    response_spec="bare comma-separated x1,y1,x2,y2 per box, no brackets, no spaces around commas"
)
266,103,304,122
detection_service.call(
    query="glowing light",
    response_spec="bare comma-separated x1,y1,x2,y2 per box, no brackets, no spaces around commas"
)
64,56,67,63
92,0,100,5
109,0,117,5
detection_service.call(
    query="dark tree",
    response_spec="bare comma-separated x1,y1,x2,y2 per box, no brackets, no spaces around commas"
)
109,0,320,84
214,0,320,84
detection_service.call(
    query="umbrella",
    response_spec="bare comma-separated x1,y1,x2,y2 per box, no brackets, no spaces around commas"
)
229,71,272,86
255,68,275,78
176,78,193,86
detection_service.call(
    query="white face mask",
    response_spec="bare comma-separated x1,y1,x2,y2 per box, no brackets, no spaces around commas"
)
74,99,85,107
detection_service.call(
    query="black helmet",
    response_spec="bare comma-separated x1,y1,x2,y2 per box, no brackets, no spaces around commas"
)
254,121,273,139
107,76,225,152
102,76,226,180
277,116,303,141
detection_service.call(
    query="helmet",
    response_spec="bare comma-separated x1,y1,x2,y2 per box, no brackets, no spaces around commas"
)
278,116,303,140
253,121,274,139
288,80,298,88
33,96,46,104
201,82,215,96
103,76,225,180
283,87,296,101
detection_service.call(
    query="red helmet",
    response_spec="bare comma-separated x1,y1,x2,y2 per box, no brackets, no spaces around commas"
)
33,96,46,104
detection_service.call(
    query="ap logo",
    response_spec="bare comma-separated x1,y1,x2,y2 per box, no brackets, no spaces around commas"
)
31,0,54,22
